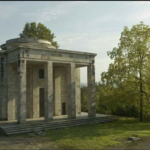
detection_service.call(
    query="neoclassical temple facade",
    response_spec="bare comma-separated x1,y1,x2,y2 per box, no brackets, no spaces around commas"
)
0,38,96,124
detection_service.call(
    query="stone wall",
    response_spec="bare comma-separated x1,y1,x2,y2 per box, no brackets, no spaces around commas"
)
54,66,68,116
7,63,17,120
25,64,81,119
26,64,45,119
0,55,1,120
54,66,81,116
0,57,81,121
0,54,8,120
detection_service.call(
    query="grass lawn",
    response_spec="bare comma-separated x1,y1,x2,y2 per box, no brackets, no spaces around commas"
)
43,117,150,149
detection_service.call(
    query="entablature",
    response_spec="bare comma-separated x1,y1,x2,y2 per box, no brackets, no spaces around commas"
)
7,46,96,65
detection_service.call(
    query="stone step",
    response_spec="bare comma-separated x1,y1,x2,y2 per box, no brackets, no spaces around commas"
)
2,116,117,129
2,117,117,135
5,119,115,135
4,117,113,132
0,116,118,135
3,119,116,135
1,117,98,128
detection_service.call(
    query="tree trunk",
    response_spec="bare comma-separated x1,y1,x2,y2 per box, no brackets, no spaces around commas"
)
140,71,143,122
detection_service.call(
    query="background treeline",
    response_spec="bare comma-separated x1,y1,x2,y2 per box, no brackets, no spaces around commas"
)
81,22,150,122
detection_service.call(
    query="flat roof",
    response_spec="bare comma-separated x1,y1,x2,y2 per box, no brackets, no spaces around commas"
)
0,38,97,57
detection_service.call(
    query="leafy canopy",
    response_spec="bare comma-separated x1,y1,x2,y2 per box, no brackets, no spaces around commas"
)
101,22,150,121
19,22,59,48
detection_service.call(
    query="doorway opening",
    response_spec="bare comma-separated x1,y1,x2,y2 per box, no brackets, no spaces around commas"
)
39,88,45,117
62,102,66,115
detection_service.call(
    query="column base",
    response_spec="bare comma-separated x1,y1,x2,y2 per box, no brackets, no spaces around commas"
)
88,114,96,118
45,117,53,122
68,115,76,119
17,120,26,125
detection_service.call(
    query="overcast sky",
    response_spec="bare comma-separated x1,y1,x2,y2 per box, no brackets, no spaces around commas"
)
0,1,150,83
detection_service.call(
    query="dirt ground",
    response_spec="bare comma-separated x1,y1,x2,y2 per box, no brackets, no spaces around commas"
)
0,133,59,150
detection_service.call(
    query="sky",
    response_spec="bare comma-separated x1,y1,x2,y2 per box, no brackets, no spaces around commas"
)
0,1,150,84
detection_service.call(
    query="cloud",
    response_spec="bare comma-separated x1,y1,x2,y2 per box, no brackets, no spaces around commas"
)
37,8,64,22
129,10,150,23
0,3,17,19
8,1,89,23
129,1,150,6
34,2,89,22
56,31,120,57
124,2,150,24
56,31,119,82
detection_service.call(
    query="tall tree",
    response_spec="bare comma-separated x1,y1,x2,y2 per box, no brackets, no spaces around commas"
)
101,22,150,121
19,22,59,48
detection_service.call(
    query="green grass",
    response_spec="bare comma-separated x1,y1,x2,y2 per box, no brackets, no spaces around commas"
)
43,117,150,149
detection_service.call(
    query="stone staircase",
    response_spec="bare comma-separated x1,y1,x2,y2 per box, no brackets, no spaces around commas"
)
0,116,118,135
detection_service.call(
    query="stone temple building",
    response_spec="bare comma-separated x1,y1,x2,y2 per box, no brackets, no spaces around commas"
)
0,38,96,124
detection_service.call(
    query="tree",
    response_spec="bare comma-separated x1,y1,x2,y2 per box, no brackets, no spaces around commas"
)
19,22,59,48
101,22,150,122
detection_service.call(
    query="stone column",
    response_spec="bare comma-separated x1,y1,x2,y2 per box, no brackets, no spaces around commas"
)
75,68,81,114
45,61,53,121
67,63,76,119
87,64,96,117
17,59,26,124
7,63,16,120
33,66,39,118
26,65,33,118
54,67,61,116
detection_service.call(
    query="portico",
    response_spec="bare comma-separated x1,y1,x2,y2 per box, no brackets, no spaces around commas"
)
0,38,96,124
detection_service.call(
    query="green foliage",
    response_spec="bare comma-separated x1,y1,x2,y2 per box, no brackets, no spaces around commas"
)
19,22,59,48
101,22,150,121
81,22,150,121
45,117,150,149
